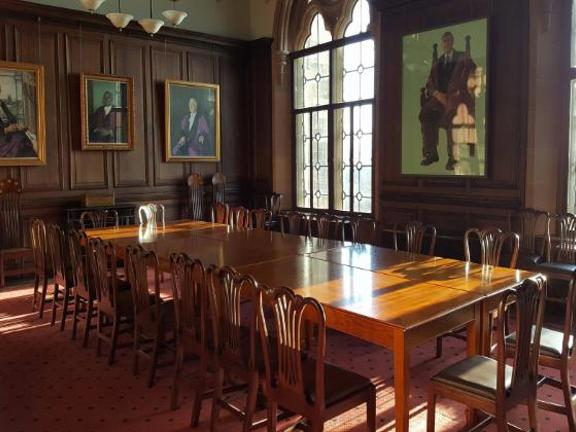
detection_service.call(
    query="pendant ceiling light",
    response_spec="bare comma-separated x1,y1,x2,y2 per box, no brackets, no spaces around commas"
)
162,0,188,27
79,0,106,13
106,0,133,31
138,0,164,36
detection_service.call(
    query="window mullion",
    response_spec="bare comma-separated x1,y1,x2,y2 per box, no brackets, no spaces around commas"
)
350,106,355,213
328,47,334,211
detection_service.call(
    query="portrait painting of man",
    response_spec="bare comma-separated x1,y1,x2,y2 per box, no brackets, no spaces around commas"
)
401,19,487,176
0,61,45,166
165,80,220,162
81,74,133,151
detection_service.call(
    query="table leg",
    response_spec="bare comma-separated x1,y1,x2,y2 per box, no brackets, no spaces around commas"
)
480,301,492,355
466,304,482,427
393,329,410,432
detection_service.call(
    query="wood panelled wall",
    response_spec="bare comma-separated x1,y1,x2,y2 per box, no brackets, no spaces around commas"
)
371,0,528,236
0,0,258,222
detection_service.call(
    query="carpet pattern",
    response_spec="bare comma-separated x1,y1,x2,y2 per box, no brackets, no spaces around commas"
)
0,282,573,432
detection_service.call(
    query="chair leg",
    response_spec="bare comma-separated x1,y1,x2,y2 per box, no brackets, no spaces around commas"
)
242,372,259,432
495,407,508,432
147,333,162,388
96,312,103,357
82,300,93,348
191,356,208,426
210,367,224,432
60,286,70,332
561,366,576,432
0,256,5,291
435,336,443,358
51,283,59,326
132,327,140,376
427,388,437,432
528,390,538,432
32,274,39,311
367,386,377,432
267,399,278,432
170,344,183,410
71,295,80,340
39,276,48,319
108,317,119,365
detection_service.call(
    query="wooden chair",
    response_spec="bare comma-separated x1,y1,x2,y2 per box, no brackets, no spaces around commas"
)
47,223,75,331
258,286,377,432
265,192,283,217
427,276,546,432
188,172,204,221
88,237,133,365
30,218,50,318
508,269,576,431
350,217,379,245
231,206,250,229
207,266,266,432
0,178,33,289
464,227,521,269
125,245,174,387
68,229,96,347
436,227,520,358
138,203,166,227
533,213,576,283
249,208,272,230
311,215,345,241
280,211,310,236
393,221,437,255
79,209,120,229
211,202,229,225
508,208,548,269
169,253,211,425
212,172,227,204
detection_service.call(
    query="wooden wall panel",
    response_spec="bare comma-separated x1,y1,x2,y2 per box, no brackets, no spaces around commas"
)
111,40,149,188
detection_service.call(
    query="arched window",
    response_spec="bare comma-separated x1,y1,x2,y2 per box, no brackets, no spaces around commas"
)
293,0,374,213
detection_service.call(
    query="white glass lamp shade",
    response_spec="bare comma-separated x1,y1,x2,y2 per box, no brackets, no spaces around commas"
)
138,18,164,35
106,12,134,30
162,9,188,26
79,0,107,12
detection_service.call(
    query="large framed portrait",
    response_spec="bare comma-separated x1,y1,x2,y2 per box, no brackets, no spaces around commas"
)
401,18,488,176
0,61,45,166
164,80,220,162
80,73,134,151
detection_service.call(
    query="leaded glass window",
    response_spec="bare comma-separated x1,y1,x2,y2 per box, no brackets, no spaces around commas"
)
569,1,576,211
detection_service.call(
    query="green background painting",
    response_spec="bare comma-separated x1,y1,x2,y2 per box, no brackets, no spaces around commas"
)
401,18,487,176
168,84,216,158
87,79,128,144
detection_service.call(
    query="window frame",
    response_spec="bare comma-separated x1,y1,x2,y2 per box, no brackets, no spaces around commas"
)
291,30,375,216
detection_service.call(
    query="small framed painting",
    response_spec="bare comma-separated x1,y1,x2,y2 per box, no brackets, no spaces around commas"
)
401,18,488,176
164,80,220,162
0,61,46,166
80,73,134,151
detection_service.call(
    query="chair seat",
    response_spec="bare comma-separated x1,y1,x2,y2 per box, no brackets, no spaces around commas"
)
516,252,543,270
303,358,374,406
506,327,573,359
432,355,512,400
535,262,576,279
0,247,31,256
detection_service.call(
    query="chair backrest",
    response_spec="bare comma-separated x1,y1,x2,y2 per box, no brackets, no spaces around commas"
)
170,253,207,347
30,218,48,278
393,221,437,255
68,229,92,300
249,208,272,230
545,213,576,264
80,210,119,229
313,215,344,241
464,227,520,268
207,266,258,369
257,285,327,411
47,223,68,287
508,208,548,255
212,172,226,204
497,276,546,399
188,173,204,221
138,203,166,227
0,178,23,249
230,206,250,229
281,211,309,236
211,202,229,225
125,245,162,329
87,237,120,314
350,217,378,245
265,192,283,217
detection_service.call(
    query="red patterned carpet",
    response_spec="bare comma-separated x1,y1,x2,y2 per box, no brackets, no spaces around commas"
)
0,281,572,432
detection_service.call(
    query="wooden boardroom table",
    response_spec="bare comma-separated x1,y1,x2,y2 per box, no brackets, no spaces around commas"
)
86,220,537,432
